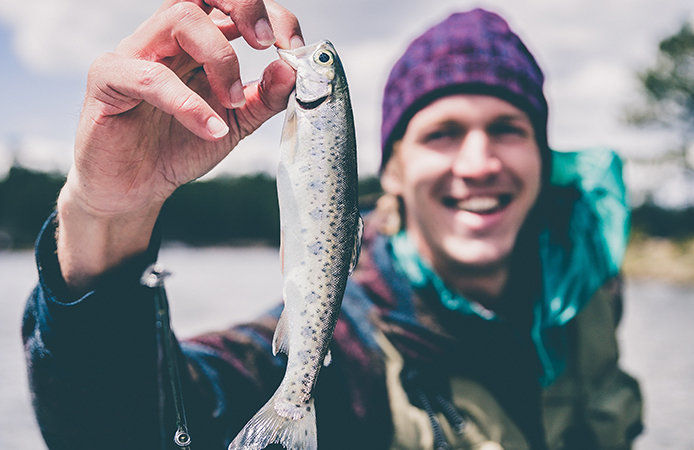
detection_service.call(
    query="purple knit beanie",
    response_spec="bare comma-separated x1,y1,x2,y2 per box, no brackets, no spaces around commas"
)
381,9,550,176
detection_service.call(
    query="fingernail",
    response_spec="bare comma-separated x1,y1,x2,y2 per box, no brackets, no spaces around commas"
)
254,18,276,47
206,116,229,139
290,36,305,49
229,80,246,108
211,15,232,28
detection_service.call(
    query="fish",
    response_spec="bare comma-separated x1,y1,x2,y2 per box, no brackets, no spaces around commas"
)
229,40,363,450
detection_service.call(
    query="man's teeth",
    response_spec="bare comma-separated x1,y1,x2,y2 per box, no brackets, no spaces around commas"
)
455,196,501,213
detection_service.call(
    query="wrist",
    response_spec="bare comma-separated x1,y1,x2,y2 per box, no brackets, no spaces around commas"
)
56,176,163,290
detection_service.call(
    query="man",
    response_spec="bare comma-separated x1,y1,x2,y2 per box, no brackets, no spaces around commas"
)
23,1,642,448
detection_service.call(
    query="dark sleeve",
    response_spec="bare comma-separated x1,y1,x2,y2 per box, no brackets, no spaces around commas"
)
22,213,286,449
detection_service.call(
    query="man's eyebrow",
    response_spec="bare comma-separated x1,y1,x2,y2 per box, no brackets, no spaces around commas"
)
437,119,463,127
421,119,462,130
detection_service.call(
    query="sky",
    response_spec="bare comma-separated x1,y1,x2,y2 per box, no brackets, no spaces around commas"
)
0,0,693,205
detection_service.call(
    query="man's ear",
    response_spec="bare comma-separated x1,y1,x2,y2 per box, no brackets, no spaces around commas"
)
380,141,404,196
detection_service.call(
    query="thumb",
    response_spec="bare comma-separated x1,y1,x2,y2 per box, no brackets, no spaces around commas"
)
235,59,295,136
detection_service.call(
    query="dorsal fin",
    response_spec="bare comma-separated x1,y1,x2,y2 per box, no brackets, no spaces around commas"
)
348,215,364,275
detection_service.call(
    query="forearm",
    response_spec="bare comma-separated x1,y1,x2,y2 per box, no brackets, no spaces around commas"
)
56,173,163,293
24,212,163,447
24,213,285,448
27,220,226,449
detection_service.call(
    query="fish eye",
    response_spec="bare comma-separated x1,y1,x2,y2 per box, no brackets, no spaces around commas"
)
314,50,334,65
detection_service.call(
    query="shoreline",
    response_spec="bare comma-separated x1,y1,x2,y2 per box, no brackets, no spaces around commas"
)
4,235,693,286
623,235,694,286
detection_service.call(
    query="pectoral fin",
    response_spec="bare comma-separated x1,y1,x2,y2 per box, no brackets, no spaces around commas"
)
280,92,298,163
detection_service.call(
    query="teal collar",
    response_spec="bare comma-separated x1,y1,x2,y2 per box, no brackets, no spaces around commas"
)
389,230,498,321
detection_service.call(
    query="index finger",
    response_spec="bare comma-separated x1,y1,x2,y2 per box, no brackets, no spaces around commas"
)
205,0,275,49
209,1,303,50
265,0,303,49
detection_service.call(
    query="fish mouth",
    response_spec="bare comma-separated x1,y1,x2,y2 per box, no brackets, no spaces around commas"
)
296,95,329,110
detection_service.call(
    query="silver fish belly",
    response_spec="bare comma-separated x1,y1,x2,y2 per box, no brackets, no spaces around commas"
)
229,40,362,450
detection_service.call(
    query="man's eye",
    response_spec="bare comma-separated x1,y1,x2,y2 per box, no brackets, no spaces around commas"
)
489,123,528,137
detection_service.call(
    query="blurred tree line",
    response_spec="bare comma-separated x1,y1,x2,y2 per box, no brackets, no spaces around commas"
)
0,165,384,249
0,164,691,250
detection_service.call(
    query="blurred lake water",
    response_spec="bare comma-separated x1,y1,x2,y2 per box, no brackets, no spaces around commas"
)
2,246,692,449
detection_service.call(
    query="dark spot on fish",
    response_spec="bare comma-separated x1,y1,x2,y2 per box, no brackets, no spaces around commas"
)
308,242,323,255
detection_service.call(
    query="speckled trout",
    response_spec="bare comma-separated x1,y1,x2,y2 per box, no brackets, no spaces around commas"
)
229,40,362,450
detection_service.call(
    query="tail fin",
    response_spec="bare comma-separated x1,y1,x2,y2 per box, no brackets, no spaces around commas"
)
228,389,317,450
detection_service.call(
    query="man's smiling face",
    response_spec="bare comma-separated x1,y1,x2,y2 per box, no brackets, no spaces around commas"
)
382,94,542,274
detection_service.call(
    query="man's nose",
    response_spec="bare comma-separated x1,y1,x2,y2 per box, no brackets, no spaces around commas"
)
450,130,502,179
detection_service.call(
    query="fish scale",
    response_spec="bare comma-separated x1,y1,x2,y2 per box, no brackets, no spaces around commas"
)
229,40,362,450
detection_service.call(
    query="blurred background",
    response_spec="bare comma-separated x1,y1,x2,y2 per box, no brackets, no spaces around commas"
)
1,0,693,448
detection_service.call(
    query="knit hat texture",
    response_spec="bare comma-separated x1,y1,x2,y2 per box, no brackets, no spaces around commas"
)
380,9,549,171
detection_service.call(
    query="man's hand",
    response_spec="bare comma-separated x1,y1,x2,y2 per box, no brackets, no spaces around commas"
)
56,0,302,290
